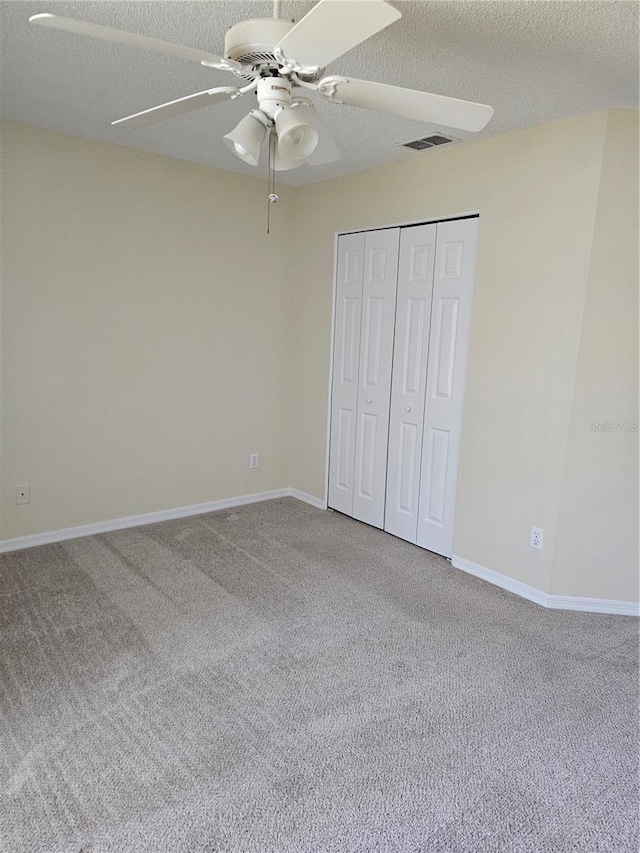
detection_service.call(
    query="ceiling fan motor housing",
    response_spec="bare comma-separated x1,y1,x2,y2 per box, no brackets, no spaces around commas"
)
223,18,324,82
224,18,293,65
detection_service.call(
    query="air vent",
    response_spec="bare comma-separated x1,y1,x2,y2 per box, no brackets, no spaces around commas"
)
398,134,457,151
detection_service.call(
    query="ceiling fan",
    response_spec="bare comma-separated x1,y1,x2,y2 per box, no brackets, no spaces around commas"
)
29,0,494,173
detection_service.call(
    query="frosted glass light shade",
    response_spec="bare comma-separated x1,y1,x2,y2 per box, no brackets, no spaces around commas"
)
275,107,318,162
223,111,269,166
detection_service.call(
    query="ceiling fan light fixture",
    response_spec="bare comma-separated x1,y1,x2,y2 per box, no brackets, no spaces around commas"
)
29,1,496,193
223,109,270,166
274,106,319,162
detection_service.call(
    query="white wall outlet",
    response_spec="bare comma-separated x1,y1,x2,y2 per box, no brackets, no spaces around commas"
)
530,526,543,550
249,453,259,469
16,484,31,505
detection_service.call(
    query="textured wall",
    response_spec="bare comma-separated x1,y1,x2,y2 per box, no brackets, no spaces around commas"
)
552,110,639,601
0,121,296,538
291,111,612,595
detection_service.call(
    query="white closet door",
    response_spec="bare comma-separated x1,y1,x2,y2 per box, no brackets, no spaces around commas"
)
384,224,437,543
352,228,400,529
417,218,478,557
328,232,365,515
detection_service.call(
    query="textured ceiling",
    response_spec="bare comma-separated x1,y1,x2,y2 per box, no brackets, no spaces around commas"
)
0,1,637,186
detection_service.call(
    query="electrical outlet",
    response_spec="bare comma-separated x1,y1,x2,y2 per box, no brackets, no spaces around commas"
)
249,453,259,469
16,484,30,505
530,526,543,550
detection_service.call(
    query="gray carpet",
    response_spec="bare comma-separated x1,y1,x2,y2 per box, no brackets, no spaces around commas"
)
1,497,638,853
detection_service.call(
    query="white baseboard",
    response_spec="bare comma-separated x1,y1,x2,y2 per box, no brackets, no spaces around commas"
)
451,555,549,607
289,489,327,510
4,505,634,617
0,488,293,553
544,595,640,617
452,554,639,617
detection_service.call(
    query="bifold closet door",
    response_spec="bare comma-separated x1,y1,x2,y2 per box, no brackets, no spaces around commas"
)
384,224,437,543
328,228,400,526
352,228,400,528
329,218,477,553
416,218,478,557
327,232,365,516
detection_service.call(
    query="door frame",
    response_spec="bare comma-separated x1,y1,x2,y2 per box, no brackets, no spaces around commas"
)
323,209,482,533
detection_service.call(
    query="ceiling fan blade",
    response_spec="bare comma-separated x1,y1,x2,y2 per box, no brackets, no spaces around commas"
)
318,76,494,132
112,88,239,128
29,13,241,70
292,105,341,165
275,0,401,69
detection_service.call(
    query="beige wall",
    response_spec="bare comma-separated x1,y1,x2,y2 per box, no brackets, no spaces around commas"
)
292,111,619,596
552,110,639,600
0,121,296,539
2,112,637,604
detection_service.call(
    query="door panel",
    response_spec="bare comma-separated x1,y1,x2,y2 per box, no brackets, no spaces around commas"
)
335,407,354,491
421,427,450,526
328,233,365,515
384,224,436,543
362,296,385,386
339,297,360,383
352,228,400,529
357,412,378,499
402,297,427,394
417,219,478,556
433,297,459,398
396,421,419,513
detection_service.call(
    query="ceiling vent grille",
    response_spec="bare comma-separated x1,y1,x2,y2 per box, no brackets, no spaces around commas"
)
399,134,457,151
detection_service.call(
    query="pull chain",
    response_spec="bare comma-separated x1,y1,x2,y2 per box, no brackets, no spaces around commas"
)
267,125,278,235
